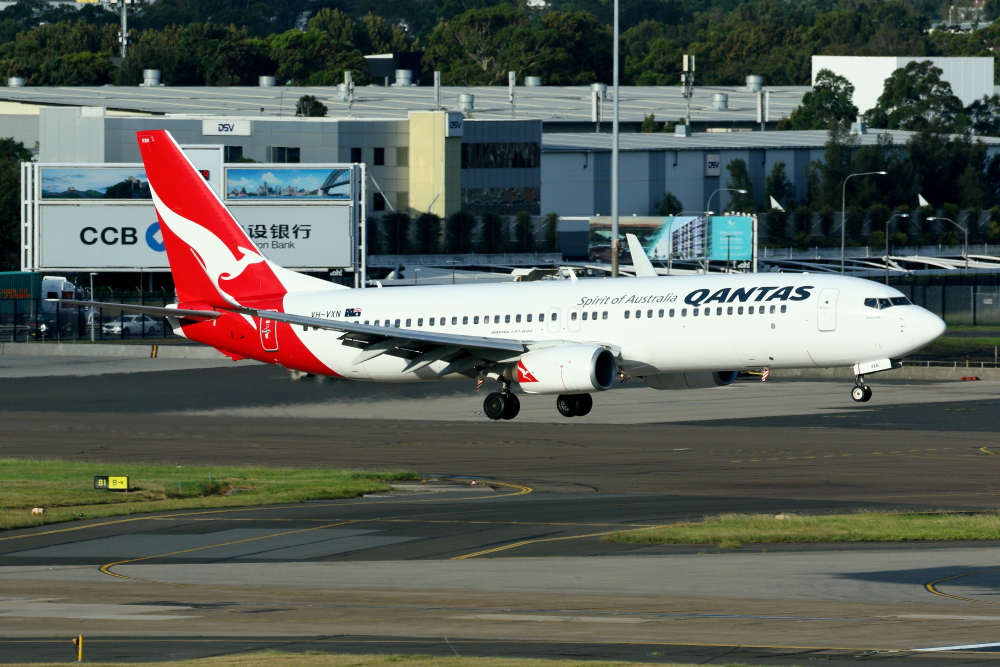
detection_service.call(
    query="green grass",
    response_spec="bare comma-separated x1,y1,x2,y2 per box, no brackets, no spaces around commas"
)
602,511,1000,548
0,459,419,531
912,336,1000,361
10,652,778,667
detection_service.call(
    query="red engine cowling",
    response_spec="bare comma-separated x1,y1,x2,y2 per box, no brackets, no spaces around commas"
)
641,371,739,390
512,344,617,395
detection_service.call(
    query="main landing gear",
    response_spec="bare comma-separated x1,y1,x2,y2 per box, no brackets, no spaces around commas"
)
484,378,520,420
851,376,873,403
556,393,593,418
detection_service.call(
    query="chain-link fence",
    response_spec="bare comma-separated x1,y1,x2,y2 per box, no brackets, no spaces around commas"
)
0,296,176,342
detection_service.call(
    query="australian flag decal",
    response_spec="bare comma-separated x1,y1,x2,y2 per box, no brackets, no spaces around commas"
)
345,308,362,317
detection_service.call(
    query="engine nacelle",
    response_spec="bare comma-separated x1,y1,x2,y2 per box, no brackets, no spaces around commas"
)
642,371,738,390
512,344,617,395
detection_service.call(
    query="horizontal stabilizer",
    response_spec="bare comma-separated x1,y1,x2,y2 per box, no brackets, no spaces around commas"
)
47,299,221,321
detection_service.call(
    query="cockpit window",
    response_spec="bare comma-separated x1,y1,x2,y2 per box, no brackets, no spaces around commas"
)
864,298,878,309
890,297,911,306
878,298,892,309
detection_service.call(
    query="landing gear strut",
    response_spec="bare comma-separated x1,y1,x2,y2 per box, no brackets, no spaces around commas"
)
556,393,593,417
484,379,520,420
851,376,872,403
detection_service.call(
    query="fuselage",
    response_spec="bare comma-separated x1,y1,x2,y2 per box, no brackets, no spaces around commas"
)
176,273,946,383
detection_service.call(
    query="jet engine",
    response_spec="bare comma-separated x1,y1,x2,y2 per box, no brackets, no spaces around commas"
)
511,344,617,394
642,371,739,390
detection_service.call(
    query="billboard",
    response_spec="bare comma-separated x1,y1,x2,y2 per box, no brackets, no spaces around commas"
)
225,167,351,200
588,215,753,261
707,216,753,261
23,158,362,272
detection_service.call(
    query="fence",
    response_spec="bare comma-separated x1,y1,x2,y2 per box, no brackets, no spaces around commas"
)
885,274,1000,326
0,296,175,343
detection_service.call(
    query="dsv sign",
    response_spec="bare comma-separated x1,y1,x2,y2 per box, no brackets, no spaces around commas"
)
80,222,166,251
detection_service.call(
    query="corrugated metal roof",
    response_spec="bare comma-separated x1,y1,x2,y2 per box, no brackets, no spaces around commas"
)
0,84,808,123
542,129,1000,151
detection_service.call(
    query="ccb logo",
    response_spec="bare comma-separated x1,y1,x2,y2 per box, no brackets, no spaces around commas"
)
146,222,165,252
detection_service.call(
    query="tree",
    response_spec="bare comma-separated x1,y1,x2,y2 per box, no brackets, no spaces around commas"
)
479,213,507,253
296,94,328,117
0,138,33,270
967,94,1000,136
543,211,559,252
787,69,858,130
654,192,682,216
725,159,756,212
641,114,660,133
445,210,474,253
515,210,534,252
865,60,969,133
381,211,411,254
264,27,367,86
765,161,795,209
414,212,440,254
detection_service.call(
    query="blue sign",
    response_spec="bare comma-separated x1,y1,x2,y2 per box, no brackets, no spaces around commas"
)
708,216,753,261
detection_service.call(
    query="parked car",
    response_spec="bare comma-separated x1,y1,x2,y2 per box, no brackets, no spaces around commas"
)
102,315,163,336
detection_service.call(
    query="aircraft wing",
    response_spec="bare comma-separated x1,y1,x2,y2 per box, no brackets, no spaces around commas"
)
47,299,222,320
251,308,528,377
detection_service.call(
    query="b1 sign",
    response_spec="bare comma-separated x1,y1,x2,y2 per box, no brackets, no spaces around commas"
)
202,120,251,136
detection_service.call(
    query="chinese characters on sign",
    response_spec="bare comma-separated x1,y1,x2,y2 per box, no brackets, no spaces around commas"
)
243,224,312,249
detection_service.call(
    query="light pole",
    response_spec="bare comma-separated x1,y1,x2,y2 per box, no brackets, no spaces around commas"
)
929,216,969,275
610,0,620,278
883,213,908,285
705,188,748,218
89,272,97,341
841,171,886,274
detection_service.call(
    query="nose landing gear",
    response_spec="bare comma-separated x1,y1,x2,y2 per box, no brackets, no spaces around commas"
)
851,376,873,402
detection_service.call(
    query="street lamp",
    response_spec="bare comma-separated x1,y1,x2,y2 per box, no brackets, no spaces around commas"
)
928,216,969,275
706,188,748,217
610,0,620,278
841,171,887,274
883,213,908,285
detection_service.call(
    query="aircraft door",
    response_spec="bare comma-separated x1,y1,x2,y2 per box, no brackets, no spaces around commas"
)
568,308,581,332
260,317,279,352
547,307,561,333
817,288,839,331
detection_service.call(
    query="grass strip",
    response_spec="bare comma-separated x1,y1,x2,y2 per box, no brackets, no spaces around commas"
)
0,458,419,532
10,652,773,667
602,511,1000,548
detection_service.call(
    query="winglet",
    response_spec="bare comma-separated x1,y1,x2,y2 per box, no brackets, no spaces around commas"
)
626,234,658,278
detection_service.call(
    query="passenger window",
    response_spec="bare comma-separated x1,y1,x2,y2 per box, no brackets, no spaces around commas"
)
864,298,878,309
474,316,479,324
417,318,423,326
635,310,641,318
374,320,380,326
878,298,892,309
780,305,787,313
429,318,434,326
462,316,468,324
526,314,532,322
769,305,775,314
669,309,675,317
738,307,743,315
495,315,500,323
516,314,521,323
748,306,754,314
539,313,545,321
603,311,608,319
582,312,588,320
505,315,510,323
647,309,653,318
441,317,446,326
681,308,687,317
693,308,699,316
451,317,457,325
624,310,630,319
705,308,711,317
364,320,369,325
391,320,397,327
727,306,733,315
592,311,597,320
406,319,411,327
385,321,391,327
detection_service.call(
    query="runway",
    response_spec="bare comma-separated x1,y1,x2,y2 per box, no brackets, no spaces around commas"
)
3,355,1000,663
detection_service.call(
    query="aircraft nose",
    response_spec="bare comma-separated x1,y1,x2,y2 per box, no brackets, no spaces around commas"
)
913,307,946,347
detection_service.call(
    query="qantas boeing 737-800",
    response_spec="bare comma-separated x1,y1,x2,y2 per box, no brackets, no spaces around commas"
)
55,130,946,420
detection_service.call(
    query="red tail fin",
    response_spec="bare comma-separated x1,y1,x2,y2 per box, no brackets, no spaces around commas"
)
137,130,335,308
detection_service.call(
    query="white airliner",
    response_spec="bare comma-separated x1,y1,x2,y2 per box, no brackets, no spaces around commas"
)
57,131,946,420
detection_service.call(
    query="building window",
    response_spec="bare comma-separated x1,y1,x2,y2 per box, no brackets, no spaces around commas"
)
374,147,385,166
462,187,540,215
268,147,300,163
396,192,409,212
461,142,541,169
373,193,386,211
351,147,362,163
397,146,408,166
223,146,243,162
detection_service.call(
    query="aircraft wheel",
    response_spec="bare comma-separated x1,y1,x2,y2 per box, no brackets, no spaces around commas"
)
861,385,873,402
556,394,577,417
484,392,508,420
851,385,866,402
501,393,520,420
574,393,593,417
